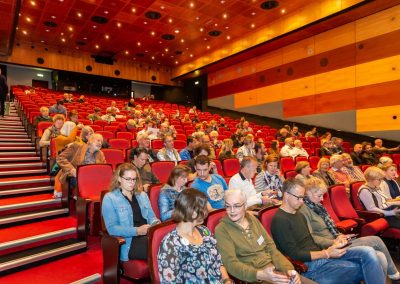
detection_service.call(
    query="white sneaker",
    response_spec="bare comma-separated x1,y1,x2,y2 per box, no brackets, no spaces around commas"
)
53,191,62,199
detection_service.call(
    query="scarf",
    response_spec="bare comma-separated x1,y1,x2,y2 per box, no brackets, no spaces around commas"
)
304,197,339,238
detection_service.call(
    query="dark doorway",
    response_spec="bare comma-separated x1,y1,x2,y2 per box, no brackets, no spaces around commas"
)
32,79,48,88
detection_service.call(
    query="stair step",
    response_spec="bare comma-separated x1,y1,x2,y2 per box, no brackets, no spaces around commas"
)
0,217,76,255
0,134,29,139
0,152,37,157
0,194,60,216
0,121,23,126
70,273,102,284
0,186,53,197
0,239,87,273
0,162,46,171
0,146,36,151
0,138,31,142
0,175,50,190
0,169,47,177
0,208,69,226
0,143,33,146
0,157,40,163
0,128,25,132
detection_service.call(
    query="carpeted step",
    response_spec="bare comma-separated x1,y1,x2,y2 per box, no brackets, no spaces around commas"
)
0,146,36,151
0,175,51,190
0,162,46,172
0,238,87,274
0,217,77,256
0,186,53,197
0,138,31,143
0,152,37,157
0,142,34,146
0,208,69,227
0,194,61,216
0,157,41,163
0,134,29,139
0,121,23,126
0,128,25,132
0,169,48,177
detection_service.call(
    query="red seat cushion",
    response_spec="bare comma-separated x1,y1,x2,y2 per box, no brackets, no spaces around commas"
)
336,219,358,230
360,218,389,237
122,260,149,279
381,227,400,239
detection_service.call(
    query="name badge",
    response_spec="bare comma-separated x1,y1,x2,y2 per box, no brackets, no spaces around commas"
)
257,235,264,245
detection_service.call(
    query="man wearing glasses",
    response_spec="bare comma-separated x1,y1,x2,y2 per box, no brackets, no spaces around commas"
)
191,155,227,211
271,179,385,284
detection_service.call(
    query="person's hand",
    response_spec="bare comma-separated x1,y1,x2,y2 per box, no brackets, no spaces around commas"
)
257,266,291,283
77,123,84,129
261,196,271,205
210,161,218,173
333,236,348,248
262,189,275,197
69,168,77,177
287,270,301,284
327,243,347,258
136,224,151,236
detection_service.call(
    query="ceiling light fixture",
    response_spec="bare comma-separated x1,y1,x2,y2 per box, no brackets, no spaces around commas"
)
168,18,173,23
37,73,44,77
22,30,27,35
222,13,227,19
200,27,204,32
105,34,109,39
104,10,109,14
281,8,286,14
77,12,82,18
165,48,169,52
51,15,56,19
190,54,193,57
160,6,165,10
151,31,155,36
226,35,231,40
95,44,99,49
61,38,66,42
68,26,73,31
180,39,185,43
251,23,255,28
137,42,141,46
30,1,36,6
131,7,136,13
26,17,31,22
125,50,129,55
206,45,210,49
174,29,179,34
117,22,121,27
190,2,194,8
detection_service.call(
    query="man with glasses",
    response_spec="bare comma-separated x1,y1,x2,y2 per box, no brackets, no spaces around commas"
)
215,189,315,284
130,147,159,192
271,179,385,284
157,135,181,164
191,155,227,211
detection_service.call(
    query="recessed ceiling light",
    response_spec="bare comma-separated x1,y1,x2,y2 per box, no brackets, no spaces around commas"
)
165,48,169,52
105,34,109,39
226,35,231,40
77,12,82,17
251,12,256,16
206,45,210,49
26,17,31,22
145,50,148,53
225,26,229,29
195,16,200,20
117,22,121,27
160,6,165,10
200,27,204,32
60,32,64,36
174,30,179,34
215,23,218,27
190,54,193,57
144,21,148,25
68,26,73,31
204,37,207,41
151,56,155,60
22,30,27,35
189,2,194,8
40,40,45,43
168,18,173,23
175,61,179,64
30,1,36,6
220,0,225,3
51,15,56,19
222,13,227,19
95,44,99,49
104,10,109,14
125,50,129,55
45,29,50,32
83,37,87,40
137,42,141,46
281,8,286,14
161,53,164,56
180,39,185,43
251,23,255,28
93,25,97,29
61,38,66,42
151,31,155,36
131,7,136,13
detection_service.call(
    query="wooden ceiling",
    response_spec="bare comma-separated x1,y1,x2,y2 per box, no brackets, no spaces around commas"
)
9,0,330,67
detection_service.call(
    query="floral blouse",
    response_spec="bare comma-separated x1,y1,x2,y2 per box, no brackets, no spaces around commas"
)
158,226,223,284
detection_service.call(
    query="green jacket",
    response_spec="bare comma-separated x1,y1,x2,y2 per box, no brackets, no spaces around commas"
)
215,213,293,283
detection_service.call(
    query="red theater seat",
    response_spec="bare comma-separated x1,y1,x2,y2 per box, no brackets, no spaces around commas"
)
206,209,226,234
222,158,240,177
151,161,175,183
101,149,124,170
149,184,162,219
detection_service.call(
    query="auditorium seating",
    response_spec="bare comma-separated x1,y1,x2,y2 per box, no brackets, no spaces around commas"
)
149,184,163,219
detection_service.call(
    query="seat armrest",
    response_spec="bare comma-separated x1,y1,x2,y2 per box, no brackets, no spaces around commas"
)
76,197,91,242
285,256,308,273
356,210,384,222
101,233,126,284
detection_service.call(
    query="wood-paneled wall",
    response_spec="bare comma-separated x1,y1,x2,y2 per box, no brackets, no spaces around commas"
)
0,44,176,86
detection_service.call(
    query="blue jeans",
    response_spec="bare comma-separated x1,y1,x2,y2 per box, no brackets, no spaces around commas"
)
304,246,385,284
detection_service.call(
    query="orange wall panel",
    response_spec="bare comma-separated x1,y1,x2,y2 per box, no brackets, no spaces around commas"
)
357,105,400,132
315,66,356,94
314,89,356,114
282,75,315,100
283,95,315,117
356,55,400,87
356,80,400,109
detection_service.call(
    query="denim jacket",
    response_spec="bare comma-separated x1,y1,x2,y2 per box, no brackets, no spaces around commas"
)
101,189,159,261
158,185,185,221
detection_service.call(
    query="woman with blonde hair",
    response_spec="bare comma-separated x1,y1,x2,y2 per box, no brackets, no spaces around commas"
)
312,158,336,187
219,138,235,161
102,163,160,261
254,155,284,199
295,161,312,183
358,166,400,228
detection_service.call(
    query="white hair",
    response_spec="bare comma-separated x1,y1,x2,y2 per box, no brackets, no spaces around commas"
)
224,189,247,205
60,121,76,136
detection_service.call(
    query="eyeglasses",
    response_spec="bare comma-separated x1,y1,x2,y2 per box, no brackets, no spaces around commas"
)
225,203,245,211
121,177,137,183
287,191,305,201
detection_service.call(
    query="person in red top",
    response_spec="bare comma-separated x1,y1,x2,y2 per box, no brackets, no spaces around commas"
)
117,119,136,132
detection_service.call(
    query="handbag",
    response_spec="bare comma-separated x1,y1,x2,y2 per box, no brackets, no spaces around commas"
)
50,162,61,176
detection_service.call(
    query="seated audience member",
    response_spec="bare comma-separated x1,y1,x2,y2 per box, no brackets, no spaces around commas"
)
179,136,197,161
63,93,72,103
106,101,120,113
49,100,67,116
102,163,160,262
131,132,158,162
351,143,364,166
68,110,79,125
267,140,280,156
301,177,400,282
293,139,309,158
209,120,219,131
218,118,229,130
373,138,400,155
319,139,334,157
54,121,80,154
235,116,246,129
381,164,400,199
241,121,253,134
191,155,228,210
276,128,291,142
271,179,385,284
331,137,344,154
158,165,189,221
188,105,198,114
280,137,295,158
359,167,400,228
57,133,106,192
320,131,332,141
231,132,245,148
181,113,191,123
116,119,136,132
39,114,65,147
255,155,284,198
75,125,93,144
138,120,158,140
186,144,218,180
101,109,116,123
219,138,235,161
200,134,216,159
130,147,159,192
379,156,395,168
158,122,177,139
305,127,318,139
295,161,312,183
229,157,275,208
127,98,136,107
254,141,267,173
34,106,52,127
209,130,222,149
328,154,350,190
362,142,379,165
157,135,181,164
215,189,314,284
291,126,302,138
236,134,256,162
87,107,102,122
312,158,336,187
78,95,85,103
158,188,232,283
341,153,365,183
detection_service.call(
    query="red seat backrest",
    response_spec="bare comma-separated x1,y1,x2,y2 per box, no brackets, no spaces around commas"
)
96,131,114,141
116,132,134,140
151,161,175,183
175,134,186,141
149,184,162,219
90,125,103,131
212,159,224,176
206,209,226,234
94,120,108,126
222,158,240,177
393,154,400,165
295,156,308,164
309,156,320,170
151,139,163,149
285,170,297,179
101,149,125,170
361,165,371,172
321,192,340,224
37,121,53,137
148,221,177,283
104,126,117,132
280,157,295,173
259,206,280,236
77,164,113,198
329,185,359,219
173,140,186,150
109,139,130,151
350,181,365,211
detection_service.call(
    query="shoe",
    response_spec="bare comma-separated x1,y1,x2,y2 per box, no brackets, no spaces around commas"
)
53,191,62,199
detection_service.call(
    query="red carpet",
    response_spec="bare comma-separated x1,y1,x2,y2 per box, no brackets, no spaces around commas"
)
0,193,54,206
0,237,103,284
